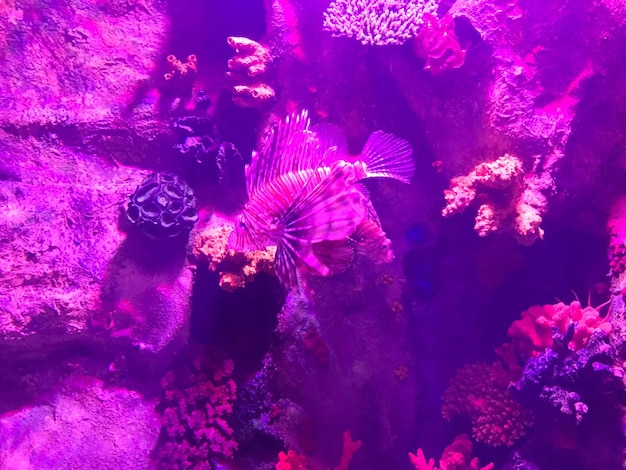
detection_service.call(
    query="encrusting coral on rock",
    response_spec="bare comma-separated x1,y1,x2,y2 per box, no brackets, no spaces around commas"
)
226,36,275,108
442,154,547,245
190,218,276,292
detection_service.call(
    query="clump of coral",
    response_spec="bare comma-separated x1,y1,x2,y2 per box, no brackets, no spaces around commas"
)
323,0,439,46
512,327,622,425
125,172,199,239
442,154,546,245
164,54,198,81
506,301,612,358
409,434,494,470
276,430,362,470
190,218,276,291
442,362,534,447
413,13,466,74
172,115,245,188
155,347,237,468
226,36,275,108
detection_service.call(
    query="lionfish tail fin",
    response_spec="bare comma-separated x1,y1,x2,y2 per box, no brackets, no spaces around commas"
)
361,131,415,184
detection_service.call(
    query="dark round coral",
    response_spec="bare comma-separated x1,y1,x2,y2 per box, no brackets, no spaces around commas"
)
126,172,198,239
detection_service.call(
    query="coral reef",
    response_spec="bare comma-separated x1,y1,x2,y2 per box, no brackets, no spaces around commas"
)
227,36,275,108
2,0,626,468
409,434,494,470
323,0,439,46
190,217,276,291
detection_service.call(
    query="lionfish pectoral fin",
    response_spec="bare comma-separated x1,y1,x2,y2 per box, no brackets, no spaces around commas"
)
312,239,354,275
360,131,415,184
300,243,331,276
275,241,300,289
283,163,366,244
310,123,349,162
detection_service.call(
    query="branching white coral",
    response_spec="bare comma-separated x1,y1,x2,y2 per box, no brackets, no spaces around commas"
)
323,0,439,46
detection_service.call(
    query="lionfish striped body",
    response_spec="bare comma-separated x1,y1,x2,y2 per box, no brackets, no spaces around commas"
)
228,110,415,288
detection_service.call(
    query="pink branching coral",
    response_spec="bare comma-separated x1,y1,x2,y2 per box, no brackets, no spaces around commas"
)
226,36,275,108
507,301,612,357
442,362,533,447
413,14,466,74
332,430,362,470
442,154,546,245
190,220,276,291
323,0,439,46
156,347,237,468
409,434,494,470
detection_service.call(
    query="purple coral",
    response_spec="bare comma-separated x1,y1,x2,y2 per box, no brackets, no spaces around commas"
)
323,0,439,46
155,348,238,468
511,325,621,424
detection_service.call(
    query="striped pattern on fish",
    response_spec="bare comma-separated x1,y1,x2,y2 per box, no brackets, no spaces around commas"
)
229,109,415,289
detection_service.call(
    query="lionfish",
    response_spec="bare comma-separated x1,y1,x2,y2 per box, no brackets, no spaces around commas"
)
228,110,415,288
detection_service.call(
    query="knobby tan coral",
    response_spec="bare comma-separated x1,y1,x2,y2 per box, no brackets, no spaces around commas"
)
190,221,276,292
226,36,275,108
323,0,439,46
442,154,547,245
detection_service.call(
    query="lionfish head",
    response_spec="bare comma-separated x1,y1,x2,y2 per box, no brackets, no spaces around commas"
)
228,212,262,251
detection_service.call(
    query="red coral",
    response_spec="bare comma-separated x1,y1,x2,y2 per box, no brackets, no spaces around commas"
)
275,431,361,470
442,363,533,447
413,14,466,74
276,450,308,470
507,301,612,356
409,434,494,470
156,347,237,468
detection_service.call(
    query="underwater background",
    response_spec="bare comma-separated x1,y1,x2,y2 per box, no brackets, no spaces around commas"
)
0,0,625,468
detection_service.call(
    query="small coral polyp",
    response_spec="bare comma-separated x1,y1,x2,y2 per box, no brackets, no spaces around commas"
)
126,172,199,239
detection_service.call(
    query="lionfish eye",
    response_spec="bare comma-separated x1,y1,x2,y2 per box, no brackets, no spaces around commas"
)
239,220,246,228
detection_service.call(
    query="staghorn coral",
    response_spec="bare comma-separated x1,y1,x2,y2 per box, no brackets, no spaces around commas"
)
190,218,276,291
442,154,547,245
442,362,534,447
323,0,439,46
409,434,494,470
155,347,237,468
226,36,275,108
